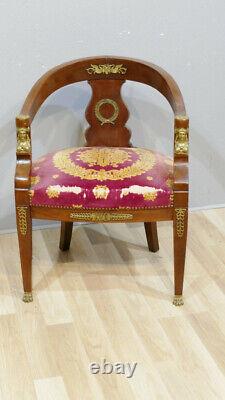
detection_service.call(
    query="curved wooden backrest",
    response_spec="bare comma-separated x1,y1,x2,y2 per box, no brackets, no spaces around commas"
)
21,56,186,147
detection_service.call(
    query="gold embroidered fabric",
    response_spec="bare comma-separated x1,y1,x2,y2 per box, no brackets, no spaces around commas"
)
30,146,173,210
79,148,130,167
53,147,155,181
93,185,110,199
31,176,40,185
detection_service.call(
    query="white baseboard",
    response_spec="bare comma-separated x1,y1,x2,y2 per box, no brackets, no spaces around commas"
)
0,204,224,235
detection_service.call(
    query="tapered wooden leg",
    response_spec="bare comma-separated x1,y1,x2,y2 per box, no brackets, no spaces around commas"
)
173,207,188,306
16,205,33,302
59,222,73,251
144,222,159,252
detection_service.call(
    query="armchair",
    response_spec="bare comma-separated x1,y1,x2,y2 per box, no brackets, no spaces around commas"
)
15,56,189,306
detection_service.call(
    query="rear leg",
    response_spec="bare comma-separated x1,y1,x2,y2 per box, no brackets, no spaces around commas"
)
59,222,73,251
144,222,159,252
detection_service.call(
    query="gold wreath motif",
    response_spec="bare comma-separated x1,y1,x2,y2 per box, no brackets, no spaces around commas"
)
95,98,119,125
53,148,155,181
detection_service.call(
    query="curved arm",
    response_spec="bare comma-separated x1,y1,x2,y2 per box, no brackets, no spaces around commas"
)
20,56,186,123
16,56,188,191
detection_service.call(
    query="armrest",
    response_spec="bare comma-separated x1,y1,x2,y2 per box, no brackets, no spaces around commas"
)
15,115,31,190
173,115,189,192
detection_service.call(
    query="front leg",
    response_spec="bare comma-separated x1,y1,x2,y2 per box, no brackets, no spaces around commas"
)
16,205,33,302
173,202,188,306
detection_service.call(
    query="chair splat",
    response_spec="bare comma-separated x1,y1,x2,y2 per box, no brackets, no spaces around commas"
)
85,79,131,147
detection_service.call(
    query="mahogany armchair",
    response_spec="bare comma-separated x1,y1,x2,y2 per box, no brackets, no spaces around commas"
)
15,56,189,306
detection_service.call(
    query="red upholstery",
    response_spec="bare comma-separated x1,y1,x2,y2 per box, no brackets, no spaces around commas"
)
30,147,173,210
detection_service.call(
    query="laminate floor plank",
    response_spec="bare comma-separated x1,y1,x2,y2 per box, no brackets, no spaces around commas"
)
0,209,224,399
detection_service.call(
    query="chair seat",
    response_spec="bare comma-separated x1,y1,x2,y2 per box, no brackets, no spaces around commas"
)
30,147,173,210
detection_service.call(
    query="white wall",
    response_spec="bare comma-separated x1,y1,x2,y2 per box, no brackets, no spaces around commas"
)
0,0,224,231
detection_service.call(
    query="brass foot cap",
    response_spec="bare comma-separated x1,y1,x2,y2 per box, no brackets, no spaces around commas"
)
23,292,33,303
173,295,184,306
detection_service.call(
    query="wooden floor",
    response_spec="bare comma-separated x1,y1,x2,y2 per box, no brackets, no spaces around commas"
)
0,208,225,399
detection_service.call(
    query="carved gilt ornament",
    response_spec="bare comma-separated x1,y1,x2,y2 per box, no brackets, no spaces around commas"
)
86,64,127,75
175,208,186,238
95,98,119,125
17,126,31,154
17,206,28,236
174,127,189,156
70,212,133,222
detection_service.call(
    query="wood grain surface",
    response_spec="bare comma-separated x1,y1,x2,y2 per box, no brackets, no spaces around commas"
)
0,208,225,399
